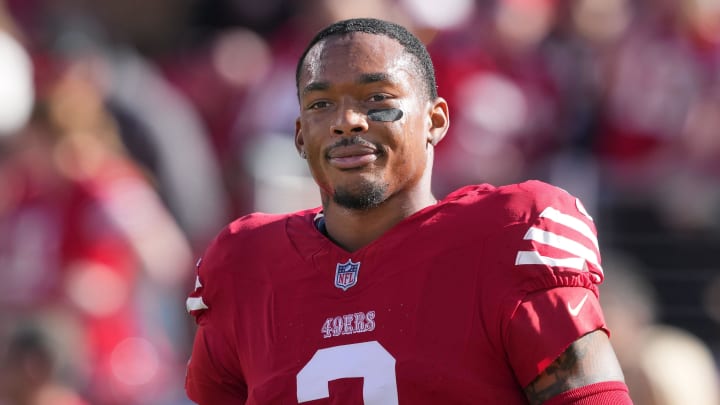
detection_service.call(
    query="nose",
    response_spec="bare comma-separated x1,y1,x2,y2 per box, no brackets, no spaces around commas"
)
330,105,369,135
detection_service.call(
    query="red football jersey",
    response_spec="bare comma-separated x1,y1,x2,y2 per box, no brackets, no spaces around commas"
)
185,180,607,404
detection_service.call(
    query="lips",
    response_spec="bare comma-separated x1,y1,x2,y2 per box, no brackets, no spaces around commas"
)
327,145,378,169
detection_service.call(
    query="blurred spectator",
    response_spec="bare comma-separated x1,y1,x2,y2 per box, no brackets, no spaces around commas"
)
651,85,720,233
595,0,717,183
429,0,564,195
96,46,231,248
0,61,194,404
534,0,635,215
601,251,720,404
6,0,232,250
0,327,88,405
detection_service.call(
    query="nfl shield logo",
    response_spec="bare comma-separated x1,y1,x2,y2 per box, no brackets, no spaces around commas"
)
334,259,360,291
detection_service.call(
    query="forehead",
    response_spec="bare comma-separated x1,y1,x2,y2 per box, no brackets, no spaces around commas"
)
300,32,416,88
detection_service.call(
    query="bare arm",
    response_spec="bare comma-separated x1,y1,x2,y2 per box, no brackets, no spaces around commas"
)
523,330,626,405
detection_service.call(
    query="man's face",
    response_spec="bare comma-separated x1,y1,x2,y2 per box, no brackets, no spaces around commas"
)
295,32,434,210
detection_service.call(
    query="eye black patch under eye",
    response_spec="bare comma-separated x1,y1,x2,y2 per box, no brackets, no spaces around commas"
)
367,108,403,122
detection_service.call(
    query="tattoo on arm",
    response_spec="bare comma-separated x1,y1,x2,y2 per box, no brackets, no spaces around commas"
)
523,330,598,405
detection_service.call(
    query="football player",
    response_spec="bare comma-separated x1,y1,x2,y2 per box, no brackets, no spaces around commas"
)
185,18,633,404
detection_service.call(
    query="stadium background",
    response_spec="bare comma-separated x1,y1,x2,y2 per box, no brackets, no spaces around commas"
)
0,0,719,403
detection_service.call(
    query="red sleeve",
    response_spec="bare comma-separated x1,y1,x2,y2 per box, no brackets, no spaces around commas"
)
543,381,633,404
505,287,607,386
481,181,610,386
186,322,247,404
185,229,248,404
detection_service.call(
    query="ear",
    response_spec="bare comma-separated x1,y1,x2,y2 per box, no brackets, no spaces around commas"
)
295,117,305,157
427,97,449,147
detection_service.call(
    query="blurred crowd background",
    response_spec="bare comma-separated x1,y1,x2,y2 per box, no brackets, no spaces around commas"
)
0,0,719,404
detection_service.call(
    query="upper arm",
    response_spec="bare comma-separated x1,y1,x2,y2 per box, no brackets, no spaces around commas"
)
523,329,625,405
487,182,613,386
185,239,248,404
186,321,248,404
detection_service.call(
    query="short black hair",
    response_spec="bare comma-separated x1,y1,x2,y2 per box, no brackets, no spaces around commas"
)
295,18,438,101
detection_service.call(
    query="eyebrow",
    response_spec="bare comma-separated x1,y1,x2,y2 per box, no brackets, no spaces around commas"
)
301,72,393,97
358,72,391,84
301,81,330,97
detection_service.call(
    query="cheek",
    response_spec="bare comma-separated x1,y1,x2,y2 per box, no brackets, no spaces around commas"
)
403,121,431,171
400,118,430,156
299,119,325,152
306,158,332,193
389,136,427,179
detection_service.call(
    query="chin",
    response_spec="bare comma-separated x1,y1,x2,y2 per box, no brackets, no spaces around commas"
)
333,181,388,210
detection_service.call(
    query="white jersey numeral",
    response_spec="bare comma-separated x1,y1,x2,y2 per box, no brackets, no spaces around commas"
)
296,341,398,404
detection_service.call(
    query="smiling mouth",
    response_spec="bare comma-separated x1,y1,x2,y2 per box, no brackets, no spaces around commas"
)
326,137,382,170
327,145,379,169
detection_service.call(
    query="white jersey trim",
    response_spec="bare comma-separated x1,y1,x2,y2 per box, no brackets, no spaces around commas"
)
523,227,601,269
515,205,604,282
515,250,586,271
538,207,599,250
186,296,208,312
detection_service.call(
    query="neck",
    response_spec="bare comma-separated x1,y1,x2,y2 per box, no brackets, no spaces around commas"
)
321,192,437,252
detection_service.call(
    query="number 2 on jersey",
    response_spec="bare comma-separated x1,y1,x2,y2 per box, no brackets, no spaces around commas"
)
296,341,398,404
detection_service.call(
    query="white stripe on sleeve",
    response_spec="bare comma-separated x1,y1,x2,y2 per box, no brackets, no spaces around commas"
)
523,227,601,269
538,207,599,250
515,250,587,271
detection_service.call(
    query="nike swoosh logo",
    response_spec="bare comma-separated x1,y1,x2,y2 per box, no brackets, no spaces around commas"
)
568,293,589,317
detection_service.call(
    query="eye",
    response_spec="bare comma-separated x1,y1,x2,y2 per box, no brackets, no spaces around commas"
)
307,100,330,110
368,94,391,102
